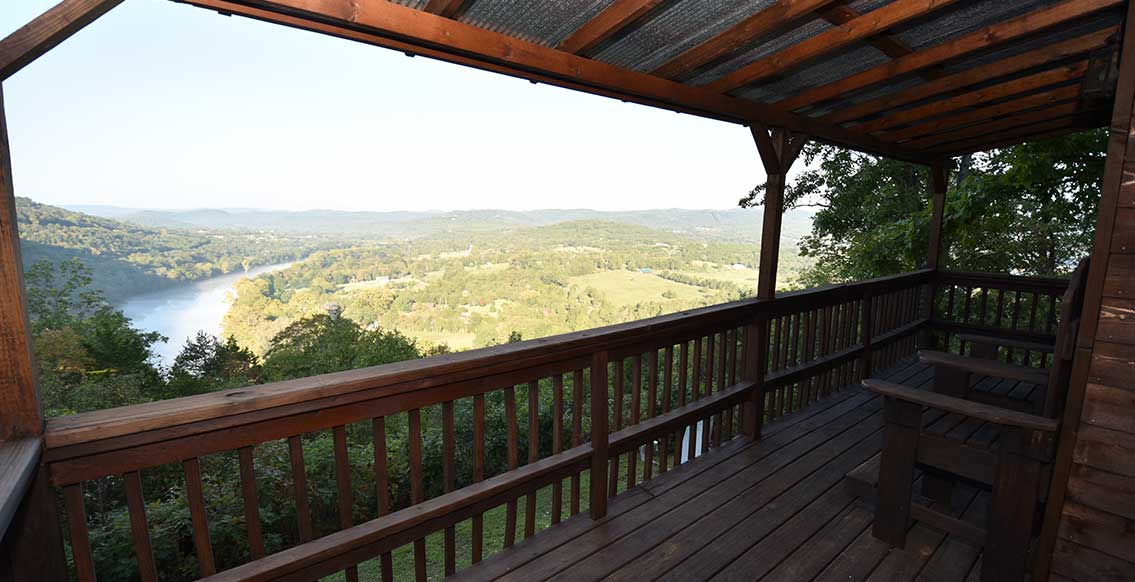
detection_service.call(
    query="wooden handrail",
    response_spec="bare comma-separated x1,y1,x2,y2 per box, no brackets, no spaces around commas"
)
0,437,40,541
864,379,1059,431
44,269,935,456
936,269,1070,293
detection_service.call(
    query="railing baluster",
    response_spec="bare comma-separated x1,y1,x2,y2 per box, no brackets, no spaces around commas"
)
183,457,215,577
63,484,96,582
471,394,485,562
570,370,583,516
551,373,564,525
661,344,673,472
714,331,726,447
647,348,660,471
609,359,623,498
123,471,157,582
332,426,359,582
237,447,265,561
408,408,426,582
371,417,394,580
628,354,641,487
589,351,610,520
703,333,716,452
677,341,689,466
525,381,539,539
690,337,702,457
503,386,519,547
286,435,314,546
442,401,456,575
638,353,653,479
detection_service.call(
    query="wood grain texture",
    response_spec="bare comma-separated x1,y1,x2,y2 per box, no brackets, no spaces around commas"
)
557,0,662,55
0,0,123,80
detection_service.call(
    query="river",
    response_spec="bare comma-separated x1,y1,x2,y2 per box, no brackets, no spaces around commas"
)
118,263,291,365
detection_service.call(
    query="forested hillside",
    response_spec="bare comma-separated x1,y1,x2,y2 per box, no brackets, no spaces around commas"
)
16,198,344,302
223,220,807,354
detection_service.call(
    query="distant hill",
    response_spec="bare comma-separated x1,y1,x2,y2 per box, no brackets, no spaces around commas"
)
66,205,814,244
17,198,342,303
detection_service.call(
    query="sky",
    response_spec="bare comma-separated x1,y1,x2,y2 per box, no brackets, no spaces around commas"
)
0,0,773,212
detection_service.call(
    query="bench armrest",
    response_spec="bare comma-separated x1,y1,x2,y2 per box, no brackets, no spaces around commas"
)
955,333,1055,354
863,379,1058,432
919,350,1049,386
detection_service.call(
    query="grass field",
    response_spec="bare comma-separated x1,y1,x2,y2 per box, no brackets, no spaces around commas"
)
569,270,711,307
674,267,759,290
405,329,477,350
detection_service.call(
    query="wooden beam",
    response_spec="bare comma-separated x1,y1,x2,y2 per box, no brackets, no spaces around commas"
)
815,0,944,82
880,84,1082,143
704,0,963,94
855,61,1089,134
775,0,1123,112
180,0,932,163
754,127,806,300
0,0,123,81
927,161,947,269
651,0,838,80
422,0,474,19
557,0,663,55
823,27,1117,125
905,102,1083,150
931,116,1097,157
0,87,41,440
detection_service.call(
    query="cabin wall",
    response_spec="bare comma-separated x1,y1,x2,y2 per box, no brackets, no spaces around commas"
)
1045,8,1135,578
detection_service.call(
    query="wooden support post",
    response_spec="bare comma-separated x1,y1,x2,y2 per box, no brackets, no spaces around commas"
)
873,397,922,547
753,125,805,301
860,292,874,380
983,428,1044,581
741,322,765,440
0,469,68,582
921,160,949,351
588,351,609,520
0,87,40,441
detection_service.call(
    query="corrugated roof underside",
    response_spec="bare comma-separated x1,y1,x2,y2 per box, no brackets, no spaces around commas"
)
389,0,430,9
459,0,616,47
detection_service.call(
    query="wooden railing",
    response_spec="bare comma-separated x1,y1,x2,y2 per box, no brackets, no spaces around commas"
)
40,270,934,582
931,270,1069,366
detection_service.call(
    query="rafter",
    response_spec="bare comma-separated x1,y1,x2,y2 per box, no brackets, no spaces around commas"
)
0,0,123,80
879,85,1082,142
932,116,1096,156
423,0,475,19
651,0,837,80
775,0,1122,111
815,0,944,81
854,61,1088,134
905,102,1083,149
180,0,932,163
704,0,962,94
822,27,1116,124
557,0,663,55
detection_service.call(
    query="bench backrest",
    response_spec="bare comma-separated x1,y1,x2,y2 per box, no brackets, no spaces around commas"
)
1043,258,1090,419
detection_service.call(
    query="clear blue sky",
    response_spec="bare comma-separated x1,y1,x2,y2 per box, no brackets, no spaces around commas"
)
0,0,772,211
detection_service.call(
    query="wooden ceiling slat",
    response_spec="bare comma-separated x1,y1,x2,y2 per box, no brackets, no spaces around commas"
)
0,0,123,80
704,0,963,94
650,0,838,80
184,0,931,162
423,0,474,19
823,27,1116,124
905,102,1082,149
775,0,1123,112
933,117,1089,155
854,60,1089,134
880,85,1082,142
815,2,920,60
557,0,663,55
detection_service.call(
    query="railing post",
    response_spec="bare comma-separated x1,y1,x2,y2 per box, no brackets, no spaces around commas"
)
741,319,767,440
921,161,949,351
588,350,609,520
860,292,874,380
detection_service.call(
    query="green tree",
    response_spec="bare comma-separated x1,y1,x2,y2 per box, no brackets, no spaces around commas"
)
262,309,425,381
169,332,262,394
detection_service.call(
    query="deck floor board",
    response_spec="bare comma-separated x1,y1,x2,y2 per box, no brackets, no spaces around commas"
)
454,360,990,582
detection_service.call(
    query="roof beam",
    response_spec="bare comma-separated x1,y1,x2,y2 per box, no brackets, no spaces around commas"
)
854,61,1089,134
651,0,838,80
0,0,123,80
776,0,1123,112
557,0,663,55
822,27,1116,124
904,102,1082,149
932,116,1096,156
422,0,474,19
705,0,962,94
879,85,1082,142
182,0,933,163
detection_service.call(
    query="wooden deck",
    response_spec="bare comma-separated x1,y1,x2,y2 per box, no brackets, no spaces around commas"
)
457,359,1030,582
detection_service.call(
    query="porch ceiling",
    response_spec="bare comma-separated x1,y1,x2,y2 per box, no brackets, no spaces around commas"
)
0,0,1127,162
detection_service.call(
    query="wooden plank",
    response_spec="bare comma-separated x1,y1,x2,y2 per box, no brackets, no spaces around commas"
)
865,378,1058,431
1052,538,1135,581
288,435,314,543
557,0,662,55
0,438,39,541
1074,424,1135,476
905,102,1082,150
408,409,426,582
122,471,157,582
652,0,838,80
63,484,96,582
1,469,67,582
551,374,563,525
471,394,485,563
880,84,1083,142
1066,464,1135,520
183,457,216,577
371,417,393,580
421,0,473,18
1097,296,1135,345
590,352,610,520
705,0,964,93
333,426,358,582
776,0,1122,112
503,387,519,547
441,401,455,575
570,370,583,516
525,381,539,539
1058,500,1135,563
237,446,265,560
0,88,40,440
0,0,123,80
